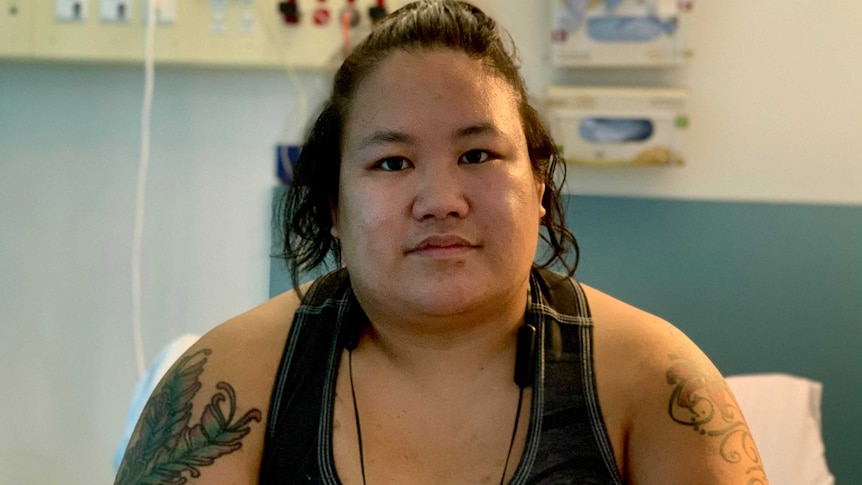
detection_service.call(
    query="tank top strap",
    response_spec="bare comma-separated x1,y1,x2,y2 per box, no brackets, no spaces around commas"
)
517,267,623,484
260,268,353,483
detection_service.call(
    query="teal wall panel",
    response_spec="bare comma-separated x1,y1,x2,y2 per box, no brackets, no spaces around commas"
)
567,196,862,483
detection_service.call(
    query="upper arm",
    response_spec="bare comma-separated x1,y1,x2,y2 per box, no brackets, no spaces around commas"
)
114,290,302,485
586,286,770,485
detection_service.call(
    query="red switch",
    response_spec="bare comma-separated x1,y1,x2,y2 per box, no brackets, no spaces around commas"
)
313,7,330,25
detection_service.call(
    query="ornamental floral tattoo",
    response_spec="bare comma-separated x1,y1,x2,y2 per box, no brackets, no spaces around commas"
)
115,349,262,485
665,347,767,484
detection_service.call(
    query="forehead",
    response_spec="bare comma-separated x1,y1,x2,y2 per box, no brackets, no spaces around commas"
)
343,49,523,146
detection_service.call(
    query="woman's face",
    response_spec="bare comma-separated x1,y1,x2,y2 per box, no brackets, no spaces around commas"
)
334,49,545,321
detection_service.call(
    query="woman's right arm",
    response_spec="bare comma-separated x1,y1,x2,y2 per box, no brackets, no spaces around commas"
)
114,290,301,485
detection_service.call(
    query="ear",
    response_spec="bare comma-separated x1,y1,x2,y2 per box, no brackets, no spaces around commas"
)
329,198,340,238
536,181,547,219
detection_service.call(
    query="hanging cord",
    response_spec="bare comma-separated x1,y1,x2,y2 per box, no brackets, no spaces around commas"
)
131,0,158,378
348,349,525,485
283,65,308,142
348,350,368,485
500,386,525,485
254,2,308,144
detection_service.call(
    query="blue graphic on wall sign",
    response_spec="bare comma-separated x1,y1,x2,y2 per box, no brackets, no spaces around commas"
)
276,144,301,185
605,0,625,12
588,16,678,42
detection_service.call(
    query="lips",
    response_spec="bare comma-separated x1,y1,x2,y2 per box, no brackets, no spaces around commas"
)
405,234,479,255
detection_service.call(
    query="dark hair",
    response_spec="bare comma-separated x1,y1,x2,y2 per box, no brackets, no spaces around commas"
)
276,0,578,291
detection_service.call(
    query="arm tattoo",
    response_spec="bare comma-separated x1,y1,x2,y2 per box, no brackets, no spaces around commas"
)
115,349,262,485
665,349,768,484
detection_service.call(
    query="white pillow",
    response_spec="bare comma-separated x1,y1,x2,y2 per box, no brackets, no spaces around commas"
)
113,334,202,472
726,373,834,485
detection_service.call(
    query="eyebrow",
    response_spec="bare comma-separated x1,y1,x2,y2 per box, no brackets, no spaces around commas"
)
453,122,500,139
356,130,416,151
355,123,503,152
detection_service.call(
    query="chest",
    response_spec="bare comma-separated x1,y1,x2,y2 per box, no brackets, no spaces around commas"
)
330,351,531,485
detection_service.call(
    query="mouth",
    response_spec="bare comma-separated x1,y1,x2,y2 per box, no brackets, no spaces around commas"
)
405,234,479,257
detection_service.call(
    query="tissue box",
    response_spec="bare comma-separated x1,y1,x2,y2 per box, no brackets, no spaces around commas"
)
546,86,689,166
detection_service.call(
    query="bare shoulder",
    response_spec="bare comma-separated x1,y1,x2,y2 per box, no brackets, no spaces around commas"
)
114,286,307,485
582,284,769,485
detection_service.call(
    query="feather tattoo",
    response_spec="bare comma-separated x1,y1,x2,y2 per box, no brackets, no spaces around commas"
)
115,349,262,485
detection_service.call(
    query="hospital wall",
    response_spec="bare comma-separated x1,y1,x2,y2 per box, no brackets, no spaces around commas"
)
1,1,860,483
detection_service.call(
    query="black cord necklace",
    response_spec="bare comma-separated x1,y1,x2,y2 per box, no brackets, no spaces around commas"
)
348,350,368,484
347,349,525,485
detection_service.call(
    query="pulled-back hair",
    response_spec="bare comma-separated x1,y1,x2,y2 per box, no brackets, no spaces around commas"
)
276,0,578,290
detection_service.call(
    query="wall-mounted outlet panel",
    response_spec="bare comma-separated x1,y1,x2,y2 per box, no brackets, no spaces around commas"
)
34,0,143,62
11,0,405,68
0,0,34,58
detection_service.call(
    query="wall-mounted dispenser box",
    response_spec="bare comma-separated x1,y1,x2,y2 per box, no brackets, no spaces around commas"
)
551,0,692,67
546,86,689,166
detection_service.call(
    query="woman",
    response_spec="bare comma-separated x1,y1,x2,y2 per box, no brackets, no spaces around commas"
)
115,1,768,484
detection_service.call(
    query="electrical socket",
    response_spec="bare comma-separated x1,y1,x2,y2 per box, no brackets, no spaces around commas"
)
54,0,87,21
99,0,132,23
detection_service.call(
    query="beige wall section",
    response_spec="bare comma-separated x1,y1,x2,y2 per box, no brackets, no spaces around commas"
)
0,0,33,57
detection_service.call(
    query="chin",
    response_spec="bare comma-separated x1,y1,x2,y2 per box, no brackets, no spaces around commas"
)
407,280,504,317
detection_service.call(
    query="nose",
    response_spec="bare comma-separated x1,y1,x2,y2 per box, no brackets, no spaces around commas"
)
411,165,470,221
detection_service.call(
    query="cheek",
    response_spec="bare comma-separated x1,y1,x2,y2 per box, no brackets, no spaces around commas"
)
338,189,394,250
485,179,543,236
502,171,546,217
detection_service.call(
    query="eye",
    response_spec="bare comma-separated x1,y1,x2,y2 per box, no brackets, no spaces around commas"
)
459,150,492,164
374,157,413,171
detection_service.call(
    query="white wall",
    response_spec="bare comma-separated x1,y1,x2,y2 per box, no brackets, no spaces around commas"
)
1,1,861,483
0,64,330,483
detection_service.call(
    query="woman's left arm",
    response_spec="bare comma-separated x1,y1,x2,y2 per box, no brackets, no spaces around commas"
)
587,285,770,485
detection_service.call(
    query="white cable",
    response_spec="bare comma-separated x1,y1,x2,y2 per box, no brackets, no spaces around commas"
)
132,0,158,378
255,2,308,141
285,65,308,141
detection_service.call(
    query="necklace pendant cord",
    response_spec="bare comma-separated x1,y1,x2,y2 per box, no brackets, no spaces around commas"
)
349,350,368,485
348,349,525,485
500,386,525,485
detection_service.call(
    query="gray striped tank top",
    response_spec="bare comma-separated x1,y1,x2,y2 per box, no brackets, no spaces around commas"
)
259,267,622,484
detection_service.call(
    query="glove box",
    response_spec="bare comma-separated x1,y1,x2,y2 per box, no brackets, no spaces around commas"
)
551,0,692,67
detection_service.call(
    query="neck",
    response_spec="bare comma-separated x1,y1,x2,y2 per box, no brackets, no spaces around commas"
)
353,281,530,384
